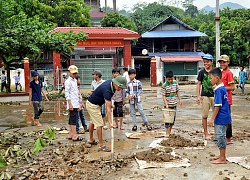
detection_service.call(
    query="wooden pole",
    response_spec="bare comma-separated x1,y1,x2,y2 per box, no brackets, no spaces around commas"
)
111,100,114,160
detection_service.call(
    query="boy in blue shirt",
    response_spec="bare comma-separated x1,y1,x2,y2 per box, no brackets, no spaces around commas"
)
29,71,49,126
208,68,232,164
237,66,247,94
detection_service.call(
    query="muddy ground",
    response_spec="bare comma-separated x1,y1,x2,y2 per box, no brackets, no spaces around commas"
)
0,83,250,180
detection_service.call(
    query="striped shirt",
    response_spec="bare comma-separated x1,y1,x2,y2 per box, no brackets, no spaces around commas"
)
126,79,142,104
160,80,180,107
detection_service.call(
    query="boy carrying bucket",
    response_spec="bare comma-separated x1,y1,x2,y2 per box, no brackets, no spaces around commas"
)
160,71,183,137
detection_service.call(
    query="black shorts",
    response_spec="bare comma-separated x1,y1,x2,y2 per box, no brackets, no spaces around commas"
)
68,108,78,125
113,101,123,117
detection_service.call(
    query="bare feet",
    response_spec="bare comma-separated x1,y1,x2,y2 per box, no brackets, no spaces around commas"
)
113,125,118,129
120,126,125,130
212,156,220,160
226,138,233,145
211,158,226,164
166,134,170,138
205,135,211,140
34,119,42,126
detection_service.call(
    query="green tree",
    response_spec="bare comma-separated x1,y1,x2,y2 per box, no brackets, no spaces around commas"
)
9,0,91,27
130,2,184,34
184,5,198,17
101,12,138,32
53,0,91,27
0,11,87,92
219,8,250,65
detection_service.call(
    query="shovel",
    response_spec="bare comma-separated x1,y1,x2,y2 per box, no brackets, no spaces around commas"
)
111,100,114,160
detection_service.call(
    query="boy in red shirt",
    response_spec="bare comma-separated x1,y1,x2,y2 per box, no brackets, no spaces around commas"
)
217,55,235,144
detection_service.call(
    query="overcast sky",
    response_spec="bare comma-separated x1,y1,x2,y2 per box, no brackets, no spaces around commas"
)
101,0,250,10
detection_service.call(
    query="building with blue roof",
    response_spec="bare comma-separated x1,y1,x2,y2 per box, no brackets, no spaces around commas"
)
132,15,207,85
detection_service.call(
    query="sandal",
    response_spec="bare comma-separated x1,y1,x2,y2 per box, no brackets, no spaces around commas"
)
132,126,137,131
77,129,85,134
73,136,84,141
68,137,72,140
98,145,111,152
146,125,152,131
60,126,67,131
87,139,98,145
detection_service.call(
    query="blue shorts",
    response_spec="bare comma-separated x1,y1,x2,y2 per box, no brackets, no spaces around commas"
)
215,125,227,149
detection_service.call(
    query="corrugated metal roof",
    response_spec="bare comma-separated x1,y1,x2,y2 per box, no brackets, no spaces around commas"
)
161,56,202,62
149,15,194,31
148,52,205,57
142,30,207,38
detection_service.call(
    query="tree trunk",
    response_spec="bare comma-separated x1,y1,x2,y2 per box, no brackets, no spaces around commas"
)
5,63,11,93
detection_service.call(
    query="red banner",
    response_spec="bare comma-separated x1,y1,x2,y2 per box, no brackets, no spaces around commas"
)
77,39,124,47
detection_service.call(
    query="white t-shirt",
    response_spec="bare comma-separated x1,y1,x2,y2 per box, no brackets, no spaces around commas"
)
123,71,130,83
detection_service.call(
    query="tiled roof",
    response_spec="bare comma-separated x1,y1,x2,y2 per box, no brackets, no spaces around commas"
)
50,27,140,39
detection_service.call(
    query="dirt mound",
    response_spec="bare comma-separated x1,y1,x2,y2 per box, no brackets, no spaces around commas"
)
135,148,178,163
233,130,250,141
15,143,132,180
160,134,205,148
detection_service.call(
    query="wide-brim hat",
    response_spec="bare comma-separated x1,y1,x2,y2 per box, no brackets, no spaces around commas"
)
112,75,127,89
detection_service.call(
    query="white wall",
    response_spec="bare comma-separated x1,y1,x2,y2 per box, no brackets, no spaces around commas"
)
230,66,249,78
0,68,25,89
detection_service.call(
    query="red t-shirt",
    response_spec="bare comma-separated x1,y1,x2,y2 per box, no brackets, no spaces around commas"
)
222,69,234,105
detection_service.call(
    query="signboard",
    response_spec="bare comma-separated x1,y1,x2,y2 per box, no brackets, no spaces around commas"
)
77,39,124,47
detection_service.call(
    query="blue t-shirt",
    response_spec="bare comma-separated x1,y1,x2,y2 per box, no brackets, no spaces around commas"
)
88,80,114,106
239,71,247,83
30,80,43,101
214,84,232,125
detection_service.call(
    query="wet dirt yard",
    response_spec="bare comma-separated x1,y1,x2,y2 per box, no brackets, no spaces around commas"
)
0,84,250,180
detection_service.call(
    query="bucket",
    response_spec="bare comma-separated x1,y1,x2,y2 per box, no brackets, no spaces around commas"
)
162,108,176,123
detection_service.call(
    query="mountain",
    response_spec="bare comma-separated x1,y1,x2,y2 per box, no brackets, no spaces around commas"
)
202,2,246,12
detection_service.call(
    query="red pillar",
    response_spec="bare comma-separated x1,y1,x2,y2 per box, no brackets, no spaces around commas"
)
23,57,30,93
53,52,61,89
123,40,131,67
150,57,157,87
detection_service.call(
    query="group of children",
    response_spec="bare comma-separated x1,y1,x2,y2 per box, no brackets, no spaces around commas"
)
195,54,234,164
28,54,241,161
160,54,236,164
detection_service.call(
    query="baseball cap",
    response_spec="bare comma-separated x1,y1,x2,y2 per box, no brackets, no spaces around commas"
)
68,65,78,74
112,75,127,89
202,53,213,61
31,71,39,77
217,55,230,63
92,70,102,76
